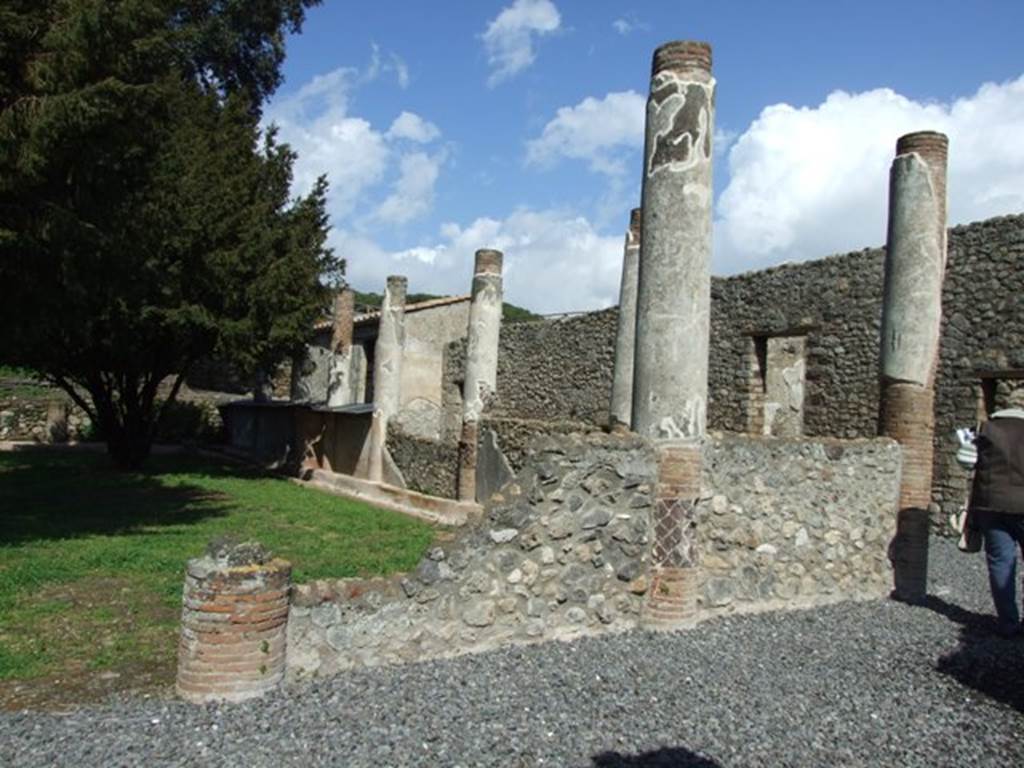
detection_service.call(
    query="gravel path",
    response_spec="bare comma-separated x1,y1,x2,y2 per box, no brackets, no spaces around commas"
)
3,537,1023,767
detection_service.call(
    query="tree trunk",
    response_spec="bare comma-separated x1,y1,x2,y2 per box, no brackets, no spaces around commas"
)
106,423,153,470
89,378,158,471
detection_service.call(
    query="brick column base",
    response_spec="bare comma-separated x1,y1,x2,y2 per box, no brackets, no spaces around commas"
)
643,443,701,628
177,546,291,704
643,566,699,628
880,382,935,603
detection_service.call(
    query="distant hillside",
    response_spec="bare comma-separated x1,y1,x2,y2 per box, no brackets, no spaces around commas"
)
353,291,540,324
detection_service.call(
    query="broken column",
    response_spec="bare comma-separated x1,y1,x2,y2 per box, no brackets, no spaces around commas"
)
609,208,642,431
458,249,504,502
367,275,407,482
290,288,354,404
632,41,715,627
326,287,357,407
879,131,948,603
176,540,291,704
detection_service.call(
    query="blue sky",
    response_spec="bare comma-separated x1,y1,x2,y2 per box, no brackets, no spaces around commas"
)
264,0,1024,313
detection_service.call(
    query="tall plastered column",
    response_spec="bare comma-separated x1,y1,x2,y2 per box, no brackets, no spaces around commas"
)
609,208,642,431
368,275,407,482
633,41,714,627
326,288,357,407
879,131,948,603
458,249,504,502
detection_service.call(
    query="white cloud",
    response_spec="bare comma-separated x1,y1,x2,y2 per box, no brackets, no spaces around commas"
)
611,13,648,36
264,67,389,217
340,208,623,313
374,151,448,225
363,43,409,89
263,59,444,229
716,75,1024,273
386,111,441,143
526,90,645,175
391,53,410,89
482,0,561,87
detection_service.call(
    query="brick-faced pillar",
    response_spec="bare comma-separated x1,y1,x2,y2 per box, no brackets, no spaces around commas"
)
646,443,702,626
633,41,715,628
609,208,641,431
879,131,948,604
326,287,357,407
458,249,504,502
176,542,291,704
368,275,407,482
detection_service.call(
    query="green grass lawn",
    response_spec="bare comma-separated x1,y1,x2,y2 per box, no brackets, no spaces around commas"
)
0,448,436,691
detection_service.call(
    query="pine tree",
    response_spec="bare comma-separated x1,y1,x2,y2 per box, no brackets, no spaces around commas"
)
0,0,337,468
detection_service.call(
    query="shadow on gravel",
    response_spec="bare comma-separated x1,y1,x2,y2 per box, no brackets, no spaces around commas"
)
928,595,1024,713
592,747,721,767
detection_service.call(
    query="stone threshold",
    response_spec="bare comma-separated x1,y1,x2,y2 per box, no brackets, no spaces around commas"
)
300,468,477,527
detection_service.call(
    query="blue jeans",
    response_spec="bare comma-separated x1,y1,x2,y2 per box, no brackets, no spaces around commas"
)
975,510,1024,632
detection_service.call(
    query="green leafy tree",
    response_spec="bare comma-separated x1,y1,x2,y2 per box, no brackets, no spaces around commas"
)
0,0,338,468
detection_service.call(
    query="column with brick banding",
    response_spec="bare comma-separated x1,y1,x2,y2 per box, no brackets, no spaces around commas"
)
879,131,949,603
609,208,641,431
326,287,357,407
458,249,504,502
633,41,714,627
367,275,407,482
176,547,291,704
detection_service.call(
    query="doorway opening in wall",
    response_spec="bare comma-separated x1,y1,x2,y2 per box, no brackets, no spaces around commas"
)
977,370,1024,421
748,334,808,437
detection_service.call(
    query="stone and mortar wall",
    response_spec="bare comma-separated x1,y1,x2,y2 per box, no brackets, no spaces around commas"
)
387,415,591,500
386,425,460,499
0,382,89,442
707,247,884,438
282,429,901,680
439,214,1023,527
443,308,619,430
934,215,1024,521
696,434,900,614
482,417,596,474
285,432,656,678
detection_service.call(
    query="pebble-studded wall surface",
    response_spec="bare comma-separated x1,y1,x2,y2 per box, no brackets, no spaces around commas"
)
283,430,901,679
441,214,1023,526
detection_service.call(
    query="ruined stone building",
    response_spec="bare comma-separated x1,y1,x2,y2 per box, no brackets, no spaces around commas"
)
294,293,471,441
207,38,1023,694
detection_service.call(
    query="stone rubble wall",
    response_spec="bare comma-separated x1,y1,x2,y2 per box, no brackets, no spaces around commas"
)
386,425,460,499
0,377,233,444
934,216,1024,522
441,309,619,435
438,214,1023,528
0,385,89,442
481,416,596,474
284,430,901,679
285,432,657,679
696,434,901,615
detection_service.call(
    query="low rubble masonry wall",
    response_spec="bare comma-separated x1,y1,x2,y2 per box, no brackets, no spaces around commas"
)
282,430,900,680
